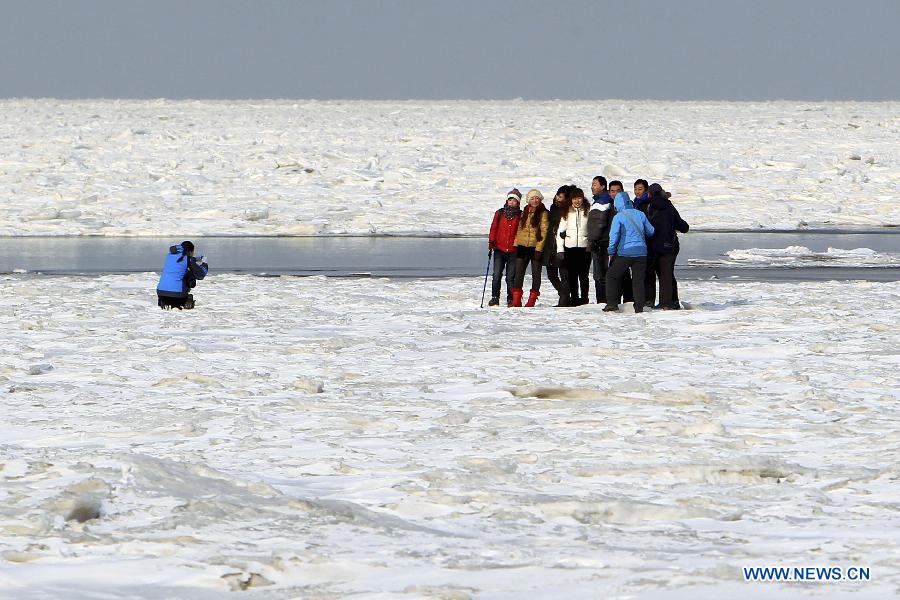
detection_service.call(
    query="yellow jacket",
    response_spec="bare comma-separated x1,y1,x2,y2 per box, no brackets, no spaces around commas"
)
515,208,550,252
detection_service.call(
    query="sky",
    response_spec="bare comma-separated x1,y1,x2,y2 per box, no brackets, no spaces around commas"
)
1,0,898,101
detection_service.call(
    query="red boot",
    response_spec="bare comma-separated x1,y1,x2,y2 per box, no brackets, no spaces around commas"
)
510,288,523,307
524,289,540,307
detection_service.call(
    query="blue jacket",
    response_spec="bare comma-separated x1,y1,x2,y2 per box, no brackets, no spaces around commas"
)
608,192,655,257
157,244,208,295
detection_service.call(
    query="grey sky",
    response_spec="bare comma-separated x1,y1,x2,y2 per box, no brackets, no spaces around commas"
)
1,0,898,100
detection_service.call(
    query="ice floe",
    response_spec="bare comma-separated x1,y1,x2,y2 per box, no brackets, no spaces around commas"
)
1,274,898,597
1,99,898,236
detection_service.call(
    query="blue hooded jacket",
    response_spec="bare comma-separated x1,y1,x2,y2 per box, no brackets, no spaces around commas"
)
157,244,208,295
608,192,655,257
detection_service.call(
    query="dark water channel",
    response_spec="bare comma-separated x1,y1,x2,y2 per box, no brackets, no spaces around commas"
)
1,231,897,281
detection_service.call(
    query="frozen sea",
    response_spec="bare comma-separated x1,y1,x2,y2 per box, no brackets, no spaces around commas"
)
1,99,898,236
1,99,899,598
1,274,898,599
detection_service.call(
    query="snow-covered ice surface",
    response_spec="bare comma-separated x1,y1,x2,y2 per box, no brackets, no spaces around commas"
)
1,99,898,236
692,246,900,268
1,274,898,599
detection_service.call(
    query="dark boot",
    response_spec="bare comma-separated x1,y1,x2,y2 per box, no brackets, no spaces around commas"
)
488,297,500,307
524,289,539,307
510,288,523,307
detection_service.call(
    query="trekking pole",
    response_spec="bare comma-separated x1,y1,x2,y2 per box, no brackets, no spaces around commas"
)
480,249,492,308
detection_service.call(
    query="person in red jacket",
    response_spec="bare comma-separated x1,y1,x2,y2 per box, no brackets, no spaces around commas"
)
488,188,522,306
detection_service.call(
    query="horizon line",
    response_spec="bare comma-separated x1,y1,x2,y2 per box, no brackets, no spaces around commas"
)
3,96,900,104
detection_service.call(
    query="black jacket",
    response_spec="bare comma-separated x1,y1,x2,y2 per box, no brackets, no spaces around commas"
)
647,195,689,256
542,203,564,262
587,194,614,251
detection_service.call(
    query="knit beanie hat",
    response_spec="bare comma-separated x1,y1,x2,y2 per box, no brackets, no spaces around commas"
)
506,188,522,202
525,189,544,202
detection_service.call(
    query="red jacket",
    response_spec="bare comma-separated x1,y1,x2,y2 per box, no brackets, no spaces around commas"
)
489,208,521,253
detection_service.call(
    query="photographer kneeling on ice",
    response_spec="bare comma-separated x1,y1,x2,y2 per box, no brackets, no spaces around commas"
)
156,240,209,310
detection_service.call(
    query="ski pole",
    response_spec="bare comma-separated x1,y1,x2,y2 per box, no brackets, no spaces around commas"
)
480,249,492,308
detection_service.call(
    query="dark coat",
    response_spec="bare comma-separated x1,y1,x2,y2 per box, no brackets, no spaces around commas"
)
587,193,614,251
633,192,651,215
542,203,564,264
647,195,689,256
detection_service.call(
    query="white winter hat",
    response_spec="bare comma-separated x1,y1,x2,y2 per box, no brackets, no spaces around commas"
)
525,189,544,201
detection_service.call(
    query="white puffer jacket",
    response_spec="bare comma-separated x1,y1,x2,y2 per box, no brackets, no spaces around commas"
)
556,207,589,250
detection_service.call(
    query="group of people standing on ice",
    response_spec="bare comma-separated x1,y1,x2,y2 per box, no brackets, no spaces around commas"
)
487,177,689,312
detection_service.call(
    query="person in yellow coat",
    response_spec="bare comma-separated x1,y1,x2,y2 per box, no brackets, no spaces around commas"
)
511,189,550,306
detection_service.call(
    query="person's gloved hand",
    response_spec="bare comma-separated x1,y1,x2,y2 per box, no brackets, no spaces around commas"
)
559,231,566,239
590,241,600,252
534,250,542,262
488,241,496,251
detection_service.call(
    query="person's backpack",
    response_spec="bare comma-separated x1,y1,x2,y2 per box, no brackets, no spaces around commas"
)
184,259,198,290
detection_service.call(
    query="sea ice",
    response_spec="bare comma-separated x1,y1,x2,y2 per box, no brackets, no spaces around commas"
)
1,99,898,237
0,274,897,598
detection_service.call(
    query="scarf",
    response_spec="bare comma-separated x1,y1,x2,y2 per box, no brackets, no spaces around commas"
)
501,205,521,220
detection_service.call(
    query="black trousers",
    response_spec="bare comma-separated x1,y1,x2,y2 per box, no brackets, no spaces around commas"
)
158,292,194,310
562,247,590,305
645,254,658,306
606,256,647,309
591,248,609,303
513,246,542,291
546,264,561,293
649,253,678,307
